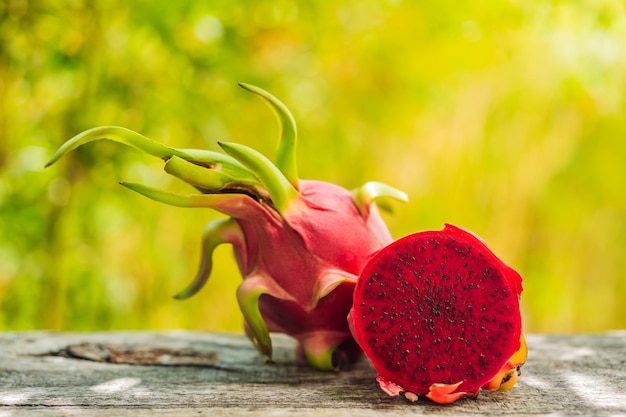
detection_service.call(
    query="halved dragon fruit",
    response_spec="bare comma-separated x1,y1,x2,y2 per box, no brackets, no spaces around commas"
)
348,224,525,403
46,83,407,370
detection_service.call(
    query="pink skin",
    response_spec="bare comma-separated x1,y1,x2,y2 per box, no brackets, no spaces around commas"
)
216,180,393,368
349,224,524,403
235,181,392,302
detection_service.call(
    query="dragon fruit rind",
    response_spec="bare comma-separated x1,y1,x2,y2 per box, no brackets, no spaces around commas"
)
46,83,407,371
348,224,525,403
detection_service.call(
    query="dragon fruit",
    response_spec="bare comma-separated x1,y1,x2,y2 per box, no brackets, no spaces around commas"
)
46,83,407,370
348,224,525,403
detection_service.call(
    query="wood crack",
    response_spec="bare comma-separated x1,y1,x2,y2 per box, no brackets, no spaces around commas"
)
43,342,223,368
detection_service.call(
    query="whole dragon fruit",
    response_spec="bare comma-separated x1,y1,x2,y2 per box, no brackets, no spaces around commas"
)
46,83,407,370
348,224,526,403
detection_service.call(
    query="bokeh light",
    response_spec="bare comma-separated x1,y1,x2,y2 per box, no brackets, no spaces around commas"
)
1,0,625,333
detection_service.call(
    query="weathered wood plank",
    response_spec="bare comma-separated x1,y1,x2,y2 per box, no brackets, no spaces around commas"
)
1,331,625,416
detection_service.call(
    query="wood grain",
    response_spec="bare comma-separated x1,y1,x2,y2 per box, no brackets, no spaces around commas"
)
1,331,625,416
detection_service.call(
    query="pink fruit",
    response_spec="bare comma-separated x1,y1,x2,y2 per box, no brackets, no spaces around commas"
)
348,224,525,403
46,83,407,370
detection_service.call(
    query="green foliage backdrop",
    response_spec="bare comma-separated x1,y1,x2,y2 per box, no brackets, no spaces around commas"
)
1,0,625,333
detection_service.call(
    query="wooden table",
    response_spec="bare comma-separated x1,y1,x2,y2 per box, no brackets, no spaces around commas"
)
1,331,624,416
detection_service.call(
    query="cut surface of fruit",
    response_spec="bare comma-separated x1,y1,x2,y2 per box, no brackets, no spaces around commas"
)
349,224,523,402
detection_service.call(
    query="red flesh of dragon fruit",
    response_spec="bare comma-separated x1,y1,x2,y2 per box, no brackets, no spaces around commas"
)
46,83,407,370
348,224,525,403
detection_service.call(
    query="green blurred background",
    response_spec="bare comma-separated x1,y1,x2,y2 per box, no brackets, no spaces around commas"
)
1,0,625,334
